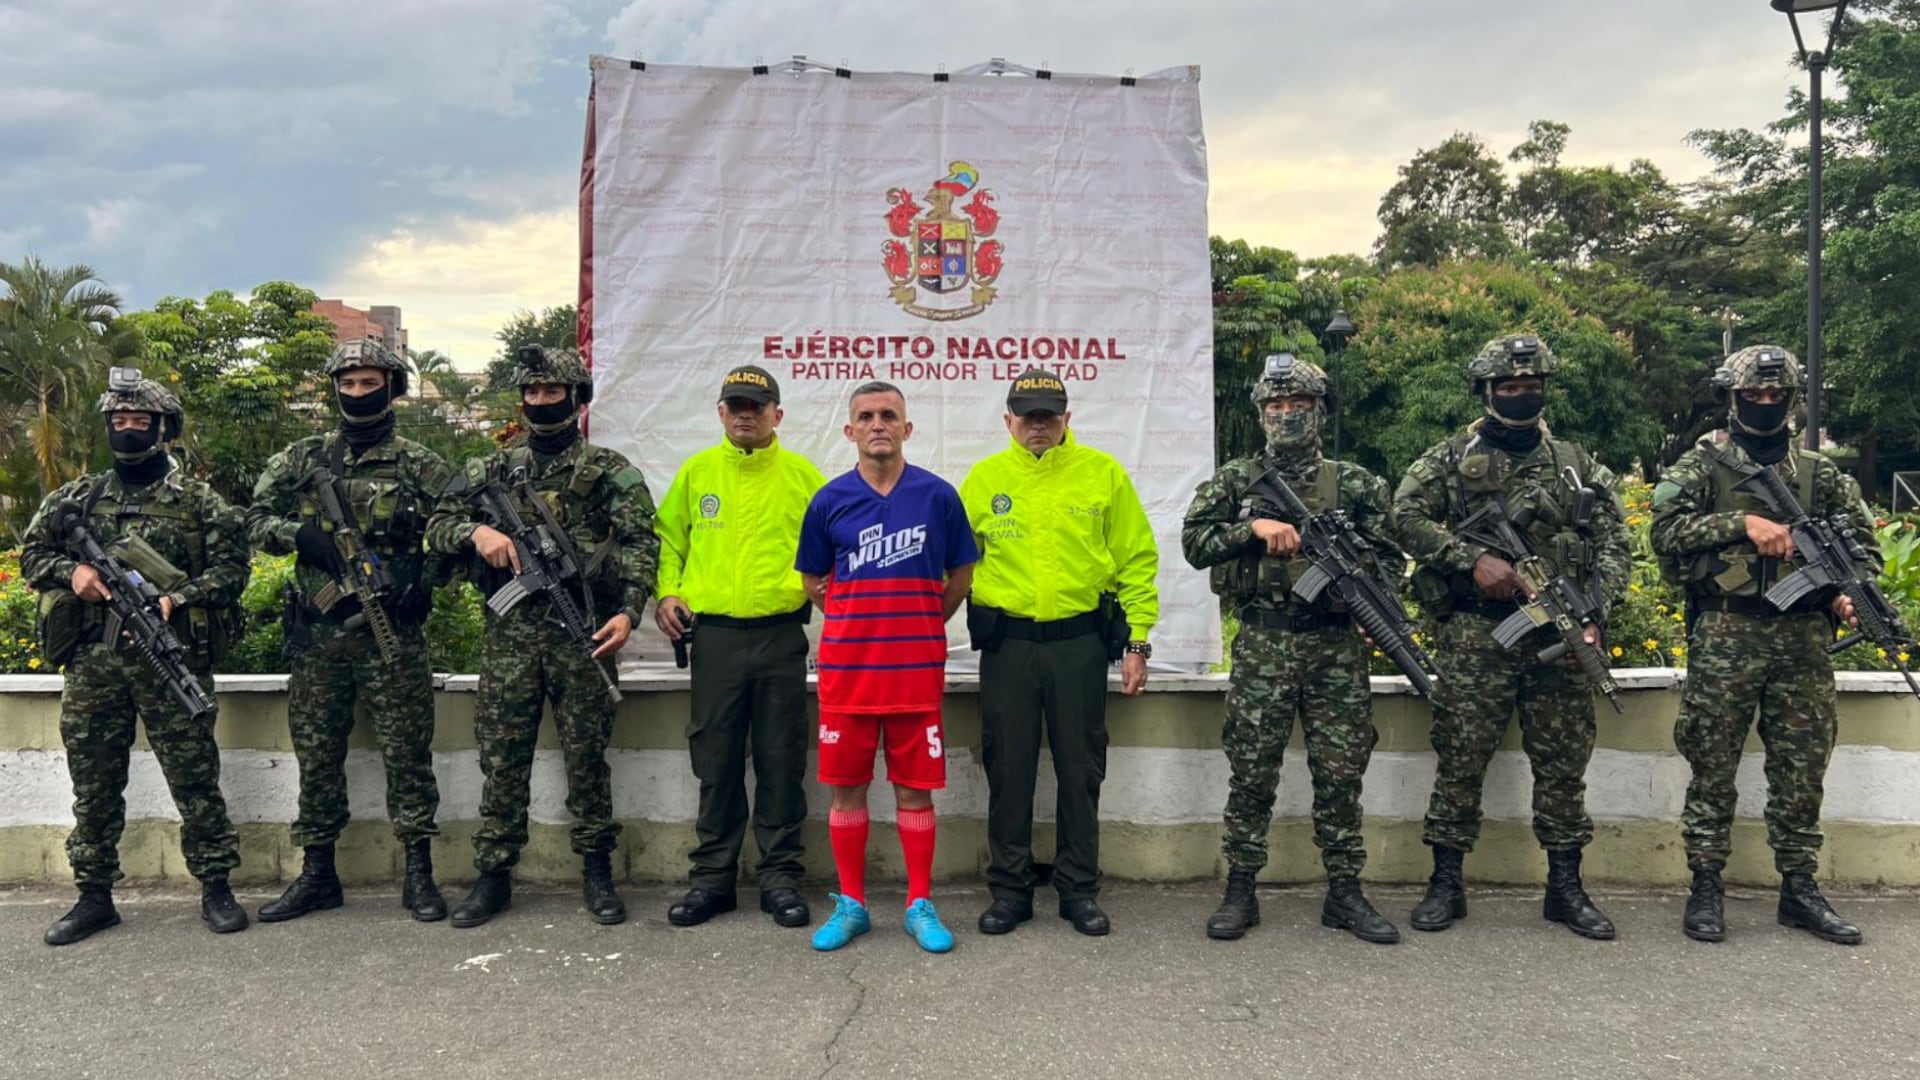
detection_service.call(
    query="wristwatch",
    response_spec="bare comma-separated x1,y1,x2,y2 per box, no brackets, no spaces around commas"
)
1124,641,1153,659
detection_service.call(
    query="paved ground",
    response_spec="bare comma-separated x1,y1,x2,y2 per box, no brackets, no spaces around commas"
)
1,882,1917,1079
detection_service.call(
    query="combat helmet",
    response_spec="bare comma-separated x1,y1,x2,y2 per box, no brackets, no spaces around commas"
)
324,337,411,397
1250,353,1329,404
1467,334,1558,391
97,366,184,442
1711,344,1803,437
510,344,594,405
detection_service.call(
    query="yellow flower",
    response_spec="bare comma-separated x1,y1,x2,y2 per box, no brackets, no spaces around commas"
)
1900,652,1912,664
1672,613,1684,623
169,372,181,382
1877,648,1889,659
1671,645,1685,659
1610,646,1624,658
1643,638,1659,651
1629,583,1642,593
28,657,41,670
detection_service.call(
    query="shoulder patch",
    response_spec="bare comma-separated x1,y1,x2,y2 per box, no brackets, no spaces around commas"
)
610,466,646,491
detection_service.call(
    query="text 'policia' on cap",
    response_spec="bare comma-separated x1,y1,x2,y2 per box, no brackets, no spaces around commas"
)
1006,368,1068,414
719,365,780,405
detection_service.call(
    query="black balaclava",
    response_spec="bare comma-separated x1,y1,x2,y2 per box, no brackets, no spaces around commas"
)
109,415,169,485
1730,394,1793,465
1479,378,1546,455
337,374,396,455
525,387,581,457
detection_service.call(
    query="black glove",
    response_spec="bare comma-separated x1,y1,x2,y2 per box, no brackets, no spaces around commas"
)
294,523,345,576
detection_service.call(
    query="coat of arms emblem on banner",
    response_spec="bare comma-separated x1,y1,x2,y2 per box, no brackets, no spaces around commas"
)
882,161,1004,322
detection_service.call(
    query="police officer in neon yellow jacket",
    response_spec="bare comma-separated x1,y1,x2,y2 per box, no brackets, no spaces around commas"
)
960,369,1159,937
655,365,827,930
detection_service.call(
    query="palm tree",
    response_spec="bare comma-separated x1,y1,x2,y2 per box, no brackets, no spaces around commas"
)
0,258,127,492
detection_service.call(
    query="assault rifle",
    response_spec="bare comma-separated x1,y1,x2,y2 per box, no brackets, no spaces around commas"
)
58,503,216,719
1456,498,1624,714
467,470,622,703
1246,466,1437,695
300,466,402,663
1732,459,1920,701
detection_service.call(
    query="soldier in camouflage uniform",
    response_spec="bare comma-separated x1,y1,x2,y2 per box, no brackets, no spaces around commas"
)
247,339,453,924
426,345,659,927
1650,345,1873,945
1182,354,1402,944
22,370,251,944
1393,334,1630,941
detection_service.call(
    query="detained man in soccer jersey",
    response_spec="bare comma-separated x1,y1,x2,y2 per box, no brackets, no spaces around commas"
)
796,381,978,953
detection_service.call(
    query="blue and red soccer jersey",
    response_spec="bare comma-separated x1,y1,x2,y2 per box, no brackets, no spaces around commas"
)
796,464,979,714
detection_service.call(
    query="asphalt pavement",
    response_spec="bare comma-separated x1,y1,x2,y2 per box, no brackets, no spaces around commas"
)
2,882,1916,1079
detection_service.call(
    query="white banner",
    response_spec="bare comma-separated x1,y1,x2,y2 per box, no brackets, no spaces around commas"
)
583,57,1219,666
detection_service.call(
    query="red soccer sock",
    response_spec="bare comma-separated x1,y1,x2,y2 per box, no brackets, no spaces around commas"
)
828,807,870,906
896,805,937,905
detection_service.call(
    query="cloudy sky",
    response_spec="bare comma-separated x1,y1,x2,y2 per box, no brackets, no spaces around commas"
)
0,0,1815,367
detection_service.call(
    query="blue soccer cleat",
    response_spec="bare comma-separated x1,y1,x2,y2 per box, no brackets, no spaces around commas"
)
903,897,955,953
811,893,871,952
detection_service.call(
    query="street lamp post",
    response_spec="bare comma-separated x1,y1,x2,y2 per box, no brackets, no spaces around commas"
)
1770,0,1850,450
1323,309,1355,460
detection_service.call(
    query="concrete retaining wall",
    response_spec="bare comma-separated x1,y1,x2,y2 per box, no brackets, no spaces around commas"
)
2,669,1916,888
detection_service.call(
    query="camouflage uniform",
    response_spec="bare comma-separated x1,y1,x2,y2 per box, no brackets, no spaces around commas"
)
22,468,249,886
425,439,659,874
1650,346,1875,944
1184,354,1404,943
23,370,252,943
246,344,453,852
428,345,658,926
1394,382,1629,854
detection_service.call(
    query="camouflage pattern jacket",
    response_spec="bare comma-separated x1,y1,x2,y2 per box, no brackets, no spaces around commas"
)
21,464,252,658
1649,434,1877,604
1183,452,1403,616
425,437,660,622
1392,423,1631,617
246,430,453,611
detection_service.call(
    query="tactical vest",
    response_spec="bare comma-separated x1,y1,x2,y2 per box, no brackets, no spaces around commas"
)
477,445,625,608
297,434,430,557
37,471,243,669
1661,444,1821,600
1411,433,1600,613
1211,459,1347,613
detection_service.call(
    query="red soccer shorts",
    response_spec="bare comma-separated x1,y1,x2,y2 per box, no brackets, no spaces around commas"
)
816,709,947,790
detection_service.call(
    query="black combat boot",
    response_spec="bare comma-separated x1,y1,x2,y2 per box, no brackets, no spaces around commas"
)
1543,848,1615,940
201,877,250,934
402,839,447,922
1206,867,1260,940
451,870,512,929
582,850,627,925
1682,868,1725,943
1410,845,1467,932
1778,872,1862,945
258,844,343,923
44,886,120,946
1322,875,1400,944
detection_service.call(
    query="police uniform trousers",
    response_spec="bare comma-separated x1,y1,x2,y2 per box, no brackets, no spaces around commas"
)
980,627,1110,902
685,616,810,893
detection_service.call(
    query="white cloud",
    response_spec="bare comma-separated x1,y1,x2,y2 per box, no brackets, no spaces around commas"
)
320,209,577,368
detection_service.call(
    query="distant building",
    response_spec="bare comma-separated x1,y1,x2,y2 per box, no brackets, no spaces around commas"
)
312,299,408,354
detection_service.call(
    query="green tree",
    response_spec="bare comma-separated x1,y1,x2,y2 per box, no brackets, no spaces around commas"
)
122,282,338,506
485,305,577,393
1692,1,1920,496
0,259,130,526
1339,259,1660,479
1374,133,1513,269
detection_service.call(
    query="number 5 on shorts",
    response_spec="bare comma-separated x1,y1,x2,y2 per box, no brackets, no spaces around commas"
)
926,724,943,758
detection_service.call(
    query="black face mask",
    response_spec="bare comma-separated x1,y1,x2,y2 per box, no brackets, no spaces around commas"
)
338,385,393,421
1478,418,1543,456
109,425,162,462
1731,430,1791,465
1488,389,1546,427
523,399,577,431
1734,398,1791,437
